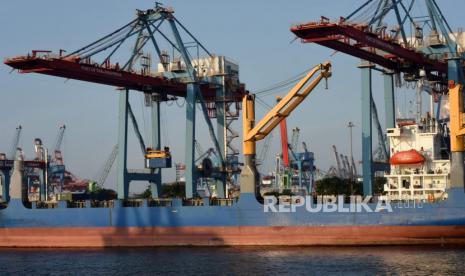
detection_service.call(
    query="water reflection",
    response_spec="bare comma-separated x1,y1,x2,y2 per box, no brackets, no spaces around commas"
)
0,246,463,275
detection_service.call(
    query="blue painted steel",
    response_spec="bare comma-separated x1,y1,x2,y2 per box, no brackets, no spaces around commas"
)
184,83,197,198
215,77,226,198
383,72,395,131
143,19,167,69
360,64,373,196
167,17,198,199
127,104,146,155
117,89,129,199
150,100,162,198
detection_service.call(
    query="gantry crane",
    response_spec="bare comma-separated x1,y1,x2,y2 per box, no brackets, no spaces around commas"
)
240,62,331,197
5,5,246,200
291,0,464,194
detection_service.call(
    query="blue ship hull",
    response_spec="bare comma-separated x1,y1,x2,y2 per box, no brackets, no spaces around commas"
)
0,190,465,246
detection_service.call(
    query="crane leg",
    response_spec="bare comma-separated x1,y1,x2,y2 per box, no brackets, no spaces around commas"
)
360,63,374,196
239,154,259,196
449,58,465,190
239,95,259,200
384,71,395,163
150,98,162,198
40,168,46,201
384,72,396,131
215,77,226,198
117,89,129,200
184,83,197,199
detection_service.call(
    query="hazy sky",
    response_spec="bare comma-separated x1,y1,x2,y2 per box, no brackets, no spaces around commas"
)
1,0,463,193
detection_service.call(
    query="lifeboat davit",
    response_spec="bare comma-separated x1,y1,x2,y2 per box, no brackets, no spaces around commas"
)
390,149,425,165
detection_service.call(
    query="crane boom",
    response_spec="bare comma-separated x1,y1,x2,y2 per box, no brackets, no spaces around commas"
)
244,62,331,144
240,62,331,195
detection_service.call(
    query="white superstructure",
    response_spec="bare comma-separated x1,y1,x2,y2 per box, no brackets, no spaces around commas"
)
382,116,450,202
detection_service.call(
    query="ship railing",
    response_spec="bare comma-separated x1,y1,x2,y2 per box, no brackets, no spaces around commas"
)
34,201,59,209
91,200,115,208
148,198,173,207
20,197,238,209
183,198,206,206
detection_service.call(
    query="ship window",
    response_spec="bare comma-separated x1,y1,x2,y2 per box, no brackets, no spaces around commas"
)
402,179,410,189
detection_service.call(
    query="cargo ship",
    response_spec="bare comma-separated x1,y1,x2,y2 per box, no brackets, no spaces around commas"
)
1,156,465,247
1,63,465,247
2,5,465,247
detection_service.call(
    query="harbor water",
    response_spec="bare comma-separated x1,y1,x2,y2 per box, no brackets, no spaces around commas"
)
0,246,464,275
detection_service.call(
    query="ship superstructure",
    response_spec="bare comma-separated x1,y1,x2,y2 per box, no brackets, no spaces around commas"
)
382,117,450,201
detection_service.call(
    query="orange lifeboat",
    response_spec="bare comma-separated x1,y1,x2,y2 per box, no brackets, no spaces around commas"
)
390,149,425,165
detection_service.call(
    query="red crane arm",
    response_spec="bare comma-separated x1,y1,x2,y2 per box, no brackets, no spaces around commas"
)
279,118,290,168
4,53,246,102
291,20,448,74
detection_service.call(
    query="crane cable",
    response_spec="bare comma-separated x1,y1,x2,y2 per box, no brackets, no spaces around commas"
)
253,67,314,96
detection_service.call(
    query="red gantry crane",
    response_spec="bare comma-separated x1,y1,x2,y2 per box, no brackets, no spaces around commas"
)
5,5,247,201
290,0,464,195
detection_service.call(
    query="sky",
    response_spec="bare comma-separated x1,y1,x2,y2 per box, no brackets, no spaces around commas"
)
1,0,464,193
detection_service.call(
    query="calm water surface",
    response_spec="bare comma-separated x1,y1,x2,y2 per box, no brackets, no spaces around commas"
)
0,246,464,275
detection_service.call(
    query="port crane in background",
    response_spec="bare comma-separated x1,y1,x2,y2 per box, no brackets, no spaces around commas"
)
241,62,331,197
291,127,300,153
49,125,66,194
288,141,314,192
291,0,465,195
266,107,315,192
8,125,22,160
52,125,66,163
89,144,119,191
331,145,356,179
5,5,247,200
257,132,273,167
332,145,343,178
